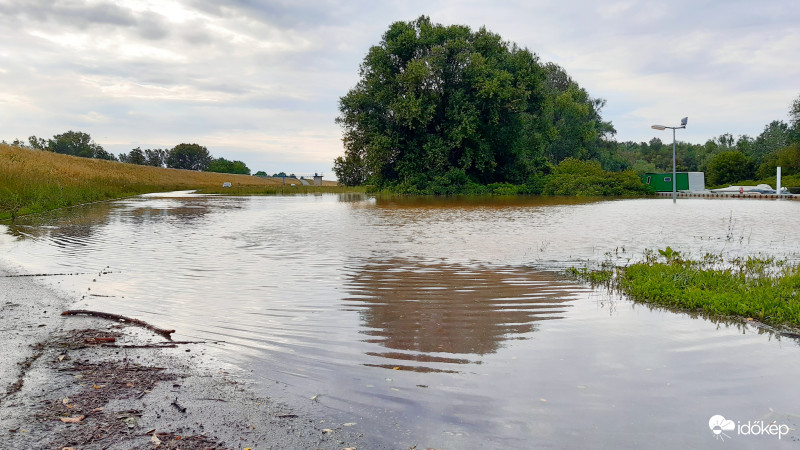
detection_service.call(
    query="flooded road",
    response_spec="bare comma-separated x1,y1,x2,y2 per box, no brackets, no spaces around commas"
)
2,193,800,448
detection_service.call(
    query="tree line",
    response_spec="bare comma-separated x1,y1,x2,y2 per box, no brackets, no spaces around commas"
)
335,15,800,190
600,116,800,186
6,132,252,176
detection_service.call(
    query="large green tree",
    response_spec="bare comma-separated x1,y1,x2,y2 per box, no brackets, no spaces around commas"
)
705,151,753,186
541,63,615,164
119,147,146,165
207,157,250,175
43,131,116,160
790,93,800,131
335,16,610,188
144,149,167,167
166,143,211,171
749,121,792,164
757,142,800,179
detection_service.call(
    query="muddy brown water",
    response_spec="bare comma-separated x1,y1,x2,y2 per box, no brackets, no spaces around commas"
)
2,192,800,449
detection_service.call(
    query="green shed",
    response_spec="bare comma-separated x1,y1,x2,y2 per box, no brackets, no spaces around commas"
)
643,172,705,192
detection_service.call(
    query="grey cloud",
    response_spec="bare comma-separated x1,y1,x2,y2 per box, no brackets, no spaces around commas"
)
137,12,171,41
0,0,136,27
1,0,173,41
186,0,360,28
180,27,215,46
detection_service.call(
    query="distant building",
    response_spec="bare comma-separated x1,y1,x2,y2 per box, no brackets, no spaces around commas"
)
643,172,705,192
313,173,323,186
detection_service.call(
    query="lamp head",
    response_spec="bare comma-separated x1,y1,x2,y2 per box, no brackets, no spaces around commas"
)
680,117,688,127
651,125,667,130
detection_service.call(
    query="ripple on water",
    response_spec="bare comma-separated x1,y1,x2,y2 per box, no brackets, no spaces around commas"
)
3,193,800,448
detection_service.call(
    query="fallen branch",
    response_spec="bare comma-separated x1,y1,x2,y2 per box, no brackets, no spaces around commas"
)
85,337,116,344
61,310,175,339
101,343,178,349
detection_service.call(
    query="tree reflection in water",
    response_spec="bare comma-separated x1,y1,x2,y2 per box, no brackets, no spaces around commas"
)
342,259,584,372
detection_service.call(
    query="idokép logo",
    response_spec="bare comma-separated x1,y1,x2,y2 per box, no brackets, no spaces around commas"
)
708,414,790,442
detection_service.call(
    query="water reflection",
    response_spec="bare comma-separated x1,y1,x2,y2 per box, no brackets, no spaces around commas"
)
2,193,800,448
370,194,607,208
343,259,581,372
5,191,248,243
6,204,116,244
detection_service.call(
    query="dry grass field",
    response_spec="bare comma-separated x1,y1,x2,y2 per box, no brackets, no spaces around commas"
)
0,143,311,219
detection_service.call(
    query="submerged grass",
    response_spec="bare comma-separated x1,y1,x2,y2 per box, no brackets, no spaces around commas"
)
0,144,324,220
567,248,800,330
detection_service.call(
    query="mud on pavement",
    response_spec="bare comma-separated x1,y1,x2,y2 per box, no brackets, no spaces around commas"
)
0,265,369,449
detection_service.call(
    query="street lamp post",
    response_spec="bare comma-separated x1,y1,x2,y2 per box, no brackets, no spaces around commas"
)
651,117,688,203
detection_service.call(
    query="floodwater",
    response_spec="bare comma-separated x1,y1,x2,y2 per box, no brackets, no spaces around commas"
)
2,193,800,449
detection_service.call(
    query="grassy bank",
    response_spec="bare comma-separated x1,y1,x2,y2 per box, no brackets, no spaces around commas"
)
0,144,300,220
568,248,800,330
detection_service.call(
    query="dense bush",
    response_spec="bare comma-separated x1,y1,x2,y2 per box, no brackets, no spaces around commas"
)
542,158,653,196
705,151,753,186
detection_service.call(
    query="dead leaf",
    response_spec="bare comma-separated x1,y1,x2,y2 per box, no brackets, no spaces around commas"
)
62,398,70,405
59,415,85,423
322,428,334,434
91,407,104,413
150,433,161,445
57,355,65,361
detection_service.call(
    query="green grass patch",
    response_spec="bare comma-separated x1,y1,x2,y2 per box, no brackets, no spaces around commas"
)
568,248,800,330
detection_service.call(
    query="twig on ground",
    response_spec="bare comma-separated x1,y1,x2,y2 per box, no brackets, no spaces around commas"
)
61,310,175,339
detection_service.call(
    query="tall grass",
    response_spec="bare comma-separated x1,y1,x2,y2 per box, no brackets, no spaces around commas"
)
0,144,297,220
567,248,800,330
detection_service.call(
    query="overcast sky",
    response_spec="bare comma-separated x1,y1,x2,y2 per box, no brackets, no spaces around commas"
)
1,0,798,177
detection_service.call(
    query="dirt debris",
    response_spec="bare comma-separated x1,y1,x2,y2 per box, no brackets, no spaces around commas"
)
0,273,369,449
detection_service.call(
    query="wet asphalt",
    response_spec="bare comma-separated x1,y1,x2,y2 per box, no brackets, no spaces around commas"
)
0,262,372,449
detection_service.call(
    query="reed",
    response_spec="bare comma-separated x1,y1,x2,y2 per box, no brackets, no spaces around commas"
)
568,248,800,330
0,144,290,220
